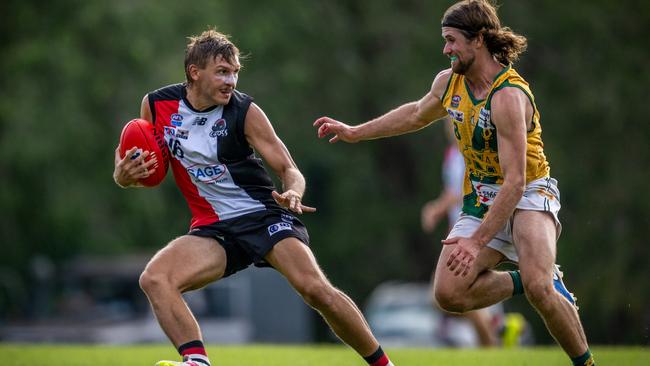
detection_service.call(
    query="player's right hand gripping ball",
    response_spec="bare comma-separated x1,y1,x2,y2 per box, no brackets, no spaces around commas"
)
119,118,170,187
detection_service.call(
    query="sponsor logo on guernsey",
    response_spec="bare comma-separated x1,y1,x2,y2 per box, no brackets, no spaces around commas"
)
192,116,208,126
447,108,464,123
472,181,499,205
451,95,462,108
476,107,493,129
187,164,227,183
176,129,189,140
171,113,183,126
163,126,176,137
210,118,228,138
268,222,292,236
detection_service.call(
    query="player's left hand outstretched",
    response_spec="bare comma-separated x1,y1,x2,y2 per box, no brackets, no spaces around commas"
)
313,116,360,143
442,236,481,277
272,190,317,214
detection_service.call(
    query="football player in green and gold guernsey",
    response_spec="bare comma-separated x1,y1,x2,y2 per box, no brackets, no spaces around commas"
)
314,1,595,365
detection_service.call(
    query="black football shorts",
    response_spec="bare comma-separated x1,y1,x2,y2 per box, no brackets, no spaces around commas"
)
188,208,310,277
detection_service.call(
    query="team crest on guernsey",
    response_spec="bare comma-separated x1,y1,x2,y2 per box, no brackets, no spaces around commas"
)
451,95,461,108
210,118,228,138
171,113,183,126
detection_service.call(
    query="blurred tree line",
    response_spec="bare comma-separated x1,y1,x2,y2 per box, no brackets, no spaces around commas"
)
1,0,648,344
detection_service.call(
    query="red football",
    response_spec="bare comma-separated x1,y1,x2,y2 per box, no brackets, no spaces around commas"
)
119,118,170,187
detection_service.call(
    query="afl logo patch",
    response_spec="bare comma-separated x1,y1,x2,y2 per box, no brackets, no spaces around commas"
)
171,113,183,126
451,95,461,108
210,118,228,138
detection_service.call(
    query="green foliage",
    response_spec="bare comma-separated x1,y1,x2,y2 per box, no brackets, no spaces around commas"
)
1,0,649,344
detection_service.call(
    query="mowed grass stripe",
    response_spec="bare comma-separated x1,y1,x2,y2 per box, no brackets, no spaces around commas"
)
0,344,647,365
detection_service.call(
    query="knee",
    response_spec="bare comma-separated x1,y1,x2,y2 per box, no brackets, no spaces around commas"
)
523,277,554,309
434,284,469,313
296,279,337,311
139,269,173,295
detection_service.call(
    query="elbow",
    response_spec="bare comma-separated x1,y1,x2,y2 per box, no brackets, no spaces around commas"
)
511,177,526,196
411,115,432,131
411,105,433,130
515,183,525,197
503,173,525,196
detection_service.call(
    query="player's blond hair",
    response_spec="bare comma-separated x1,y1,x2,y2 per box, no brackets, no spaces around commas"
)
442,0,527,64
184,28,240,84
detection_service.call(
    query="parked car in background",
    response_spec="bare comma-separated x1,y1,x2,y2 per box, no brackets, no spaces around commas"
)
0,255,314,344
364,281,533,348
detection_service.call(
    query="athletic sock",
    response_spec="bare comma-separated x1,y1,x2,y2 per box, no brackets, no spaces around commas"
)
363,346,394,366
508,270,524,296
571,349,595,366
178,340,211,366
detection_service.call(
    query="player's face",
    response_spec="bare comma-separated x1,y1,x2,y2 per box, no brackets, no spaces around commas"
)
196,55,240,105
442,27,475,75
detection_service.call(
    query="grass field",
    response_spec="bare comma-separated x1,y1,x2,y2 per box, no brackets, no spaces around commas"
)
0,344,647,365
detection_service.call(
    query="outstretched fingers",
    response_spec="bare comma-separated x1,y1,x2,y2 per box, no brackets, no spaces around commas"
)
272,191,317,215
314,117,345,143
313,116,331,128
441,237,459,246
300,204,317,213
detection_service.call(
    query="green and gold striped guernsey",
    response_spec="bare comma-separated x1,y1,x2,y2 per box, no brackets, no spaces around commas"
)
441,65,550,218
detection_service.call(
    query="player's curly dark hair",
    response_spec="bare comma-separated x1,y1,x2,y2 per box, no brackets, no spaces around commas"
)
442,0,527,64
184,28,241,85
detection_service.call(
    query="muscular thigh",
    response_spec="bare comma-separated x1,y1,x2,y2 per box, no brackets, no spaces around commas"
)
512,210,557,278
144,235,227,292
264,237,326,288
434,244,504,291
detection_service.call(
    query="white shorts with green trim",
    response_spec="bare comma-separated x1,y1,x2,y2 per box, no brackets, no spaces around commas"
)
448,176,562,263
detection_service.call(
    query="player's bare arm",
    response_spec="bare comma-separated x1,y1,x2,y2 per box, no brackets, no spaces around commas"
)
443,87,529,276
245,103,316,214
314,69,452,143
140,94,154,122
470,87,528,243
112,95,158,188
